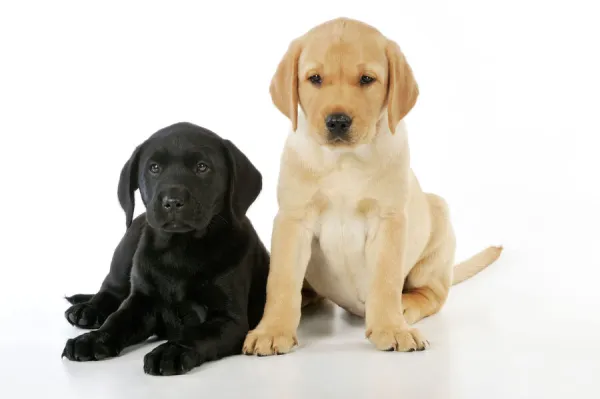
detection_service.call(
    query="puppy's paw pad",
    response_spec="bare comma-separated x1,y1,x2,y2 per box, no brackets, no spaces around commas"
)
64,303,106,329
143,342,198,376
242,329,298,356
62,331,119,361
366,327,428,352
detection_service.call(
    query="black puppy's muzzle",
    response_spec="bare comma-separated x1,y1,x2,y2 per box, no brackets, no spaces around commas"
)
156,186,194,232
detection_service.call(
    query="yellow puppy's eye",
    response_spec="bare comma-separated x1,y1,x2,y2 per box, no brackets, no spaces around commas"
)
360,75,375,85
308,74,322,85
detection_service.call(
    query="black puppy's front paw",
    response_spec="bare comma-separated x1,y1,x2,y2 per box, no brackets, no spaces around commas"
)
62,331,120,361
65,302,107,329
143,342,199,376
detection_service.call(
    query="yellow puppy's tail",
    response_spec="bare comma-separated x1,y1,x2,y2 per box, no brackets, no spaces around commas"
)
452,246,503,285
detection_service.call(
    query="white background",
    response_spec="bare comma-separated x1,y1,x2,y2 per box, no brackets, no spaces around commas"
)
1,1,599,398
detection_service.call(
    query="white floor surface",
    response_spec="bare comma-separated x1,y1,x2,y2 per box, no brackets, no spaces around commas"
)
2,195,599,399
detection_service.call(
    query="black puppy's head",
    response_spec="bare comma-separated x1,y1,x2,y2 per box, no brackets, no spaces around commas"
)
117,122,262,233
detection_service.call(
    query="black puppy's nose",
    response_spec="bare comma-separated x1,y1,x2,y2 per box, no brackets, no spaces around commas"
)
162,196,186,211
325,113,352,137
160,186,190,212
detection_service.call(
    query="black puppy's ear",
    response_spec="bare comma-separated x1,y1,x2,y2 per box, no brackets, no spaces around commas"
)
117,145,143,228
223,140,262,224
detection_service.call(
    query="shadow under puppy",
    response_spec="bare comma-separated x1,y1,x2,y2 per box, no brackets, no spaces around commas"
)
62,122,269,375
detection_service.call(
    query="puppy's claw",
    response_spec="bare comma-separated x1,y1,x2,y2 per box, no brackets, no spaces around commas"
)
62,339,75,360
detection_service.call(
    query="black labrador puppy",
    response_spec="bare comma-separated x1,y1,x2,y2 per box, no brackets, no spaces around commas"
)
62,122,269,375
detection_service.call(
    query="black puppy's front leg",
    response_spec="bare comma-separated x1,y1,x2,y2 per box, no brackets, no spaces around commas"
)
63,293,155,361
65,214,146,329
143,314,247,376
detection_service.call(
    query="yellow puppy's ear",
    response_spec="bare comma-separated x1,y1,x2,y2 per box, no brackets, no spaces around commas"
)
386,40,419,133
270,40,302,131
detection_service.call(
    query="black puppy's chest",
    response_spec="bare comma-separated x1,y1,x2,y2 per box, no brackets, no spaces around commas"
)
131,230,225,336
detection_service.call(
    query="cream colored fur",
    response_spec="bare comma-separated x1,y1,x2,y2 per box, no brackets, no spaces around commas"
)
243,18,502,355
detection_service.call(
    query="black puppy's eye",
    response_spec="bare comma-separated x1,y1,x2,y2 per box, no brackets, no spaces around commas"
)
308,74,322,85
196,162,209,174
360,75,375,85
149,163,161,174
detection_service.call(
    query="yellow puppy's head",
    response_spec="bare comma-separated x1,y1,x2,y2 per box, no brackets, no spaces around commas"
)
270,18,419,147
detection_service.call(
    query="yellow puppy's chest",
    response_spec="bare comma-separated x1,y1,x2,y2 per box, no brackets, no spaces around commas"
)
307,165,377,315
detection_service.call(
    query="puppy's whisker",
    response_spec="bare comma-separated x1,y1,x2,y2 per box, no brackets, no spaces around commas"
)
216,214,229,225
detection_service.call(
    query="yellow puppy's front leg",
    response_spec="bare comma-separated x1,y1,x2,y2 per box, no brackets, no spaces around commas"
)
365,213,429,352
243,211,313,356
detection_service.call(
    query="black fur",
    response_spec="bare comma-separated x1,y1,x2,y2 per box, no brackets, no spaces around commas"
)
62,122,269,375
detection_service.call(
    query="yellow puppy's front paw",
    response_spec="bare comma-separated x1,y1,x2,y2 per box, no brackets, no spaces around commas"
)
242,328,298,356
366,326,429,352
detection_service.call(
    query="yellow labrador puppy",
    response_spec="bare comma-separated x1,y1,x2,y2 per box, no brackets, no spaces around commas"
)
244,17,502,355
